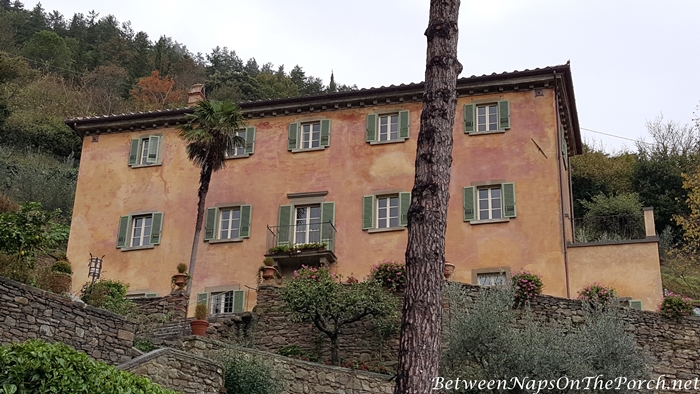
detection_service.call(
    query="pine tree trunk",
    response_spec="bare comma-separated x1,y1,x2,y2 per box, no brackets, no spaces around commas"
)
186,163,212,298
394,1,462,393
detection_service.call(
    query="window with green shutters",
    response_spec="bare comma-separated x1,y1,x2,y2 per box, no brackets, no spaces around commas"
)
462,183,516,222
196,290,246,314
275,202,335,250
366,110,410,143
204,205,252,242
225,127,256,158
116,212,164,249
362,192,411,230
463,101,510,134
128,135,162,166
288,120,331,151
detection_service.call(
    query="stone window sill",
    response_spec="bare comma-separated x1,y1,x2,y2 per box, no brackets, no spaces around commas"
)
367,226,406,234
469,218,511,225
129,163,162,168
291,147,326,153
225,154,250,160
467,130,507,136
369,139,407,145
120,245,155,252
207,238,244,244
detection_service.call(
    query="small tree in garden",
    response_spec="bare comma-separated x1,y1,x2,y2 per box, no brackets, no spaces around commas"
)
280,266,399,365
512,270,544,307
659,292,694,322
578,283,617,309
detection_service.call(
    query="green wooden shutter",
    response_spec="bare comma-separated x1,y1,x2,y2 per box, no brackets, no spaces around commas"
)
117,216,130,248
320,202,335,250
233,290,245,313
399,110,410,139
502,183,516,218
204,208,217,241
197,293,209,309
245,127,256,154
277,205,293,246
150,212,163,245
399,192,411,227
128,139,140,166
288,123,299,151
498,100,511,130
239,205,252,238
320,119,331,147
366,114,377,142
463,187,476,221
146,136,160,163
463,104,475,133
362,196,375,230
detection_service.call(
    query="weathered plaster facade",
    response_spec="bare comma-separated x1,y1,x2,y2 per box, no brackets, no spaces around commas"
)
66,64,662,312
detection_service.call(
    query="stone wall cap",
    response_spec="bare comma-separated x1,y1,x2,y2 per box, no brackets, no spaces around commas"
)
116,347,223,371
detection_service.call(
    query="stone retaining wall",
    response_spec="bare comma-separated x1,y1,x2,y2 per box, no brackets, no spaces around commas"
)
0,275,136,364
181,336,393,394
117,347,224,394
132,291,188,320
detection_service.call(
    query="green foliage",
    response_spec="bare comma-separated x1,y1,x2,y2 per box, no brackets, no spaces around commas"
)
0,339,176,393
50,260,72,274
278,345,318,362
267,245,291,254
133,339,157,353
658,292,694,322
512,271,543,306
281,266,399,365
176,263,187,273
0,193,18,213
195,303,208,320
263,257,275,266
80,279,136,316
577,283,617,308
369,260,406,293
581,192,643,217
575,193,645,242
20,30,71,71
442,283,648,390
218,352,283,394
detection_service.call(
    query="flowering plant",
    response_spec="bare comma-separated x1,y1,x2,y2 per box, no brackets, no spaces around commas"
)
370,260,406,293
659,292,694,322
578,283,617,308
511,271,543,306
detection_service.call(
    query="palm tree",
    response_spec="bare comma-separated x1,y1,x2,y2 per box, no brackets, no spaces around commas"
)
179,99,245,297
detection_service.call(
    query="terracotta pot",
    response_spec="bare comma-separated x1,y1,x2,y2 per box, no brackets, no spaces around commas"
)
262,266,276,280
444,263,456,279
172,273,188,287
190,320,209,336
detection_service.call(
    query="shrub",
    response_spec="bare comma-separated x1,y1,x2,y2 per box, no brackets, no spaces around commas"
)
578,282,617,307
278,344,318,362
0,340,176,393
217,353,283,394
195,303,208,320
0,193,18,213
176,263,187,273
511,270,543,306
369,260,406,293
133,338,157,353
51,260,72,275
659,292,694,322
80,279,136,316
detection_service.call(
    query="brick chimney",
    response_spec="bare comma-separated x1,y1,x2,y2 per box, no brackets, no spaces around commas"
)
187,84,205,106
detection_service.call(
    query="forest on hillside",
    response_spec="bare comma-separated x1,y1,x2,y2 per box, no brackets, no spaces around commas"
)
1,2,700,299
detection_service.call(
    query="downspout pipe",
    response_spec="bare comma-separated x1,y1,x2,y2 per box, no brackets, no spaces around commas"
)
554,71,571,299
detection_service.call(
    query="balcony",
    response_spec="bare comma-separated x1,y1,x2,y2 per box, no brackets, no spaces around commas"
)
265,222,337,272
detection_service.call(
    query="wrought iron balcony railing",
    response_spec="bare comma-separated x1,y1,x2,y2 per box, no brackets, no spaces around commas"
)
266,222,336,252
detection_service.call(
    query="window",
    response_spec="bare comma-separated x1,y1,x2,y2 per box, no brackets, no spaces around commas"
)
198,290,245,314
362,192,410,230
463,183,516,222
288,120,331,151
225,127,257,158
116,212,164,249
275,202,335,250
204,205,252,242
128,136,161,166
366,111,410,143
463,101,510,134
477,272,507,287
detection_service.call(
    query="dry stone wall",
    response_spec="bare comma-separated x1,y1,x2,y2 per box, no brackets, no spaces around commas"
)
0,276,136,364
181,336,394,394
117,347,224,394
132,291,188,320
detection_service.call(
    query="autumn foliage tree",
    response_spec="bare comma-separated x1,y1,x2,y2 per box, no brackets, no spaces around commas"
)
130,70,185,111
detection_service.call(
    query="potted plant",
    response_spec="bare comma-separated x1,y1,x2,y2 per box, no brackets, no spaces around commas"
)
261,257,277,280
190,302,209,336
49,260,72,294
172,263,189,289
444,261,455,279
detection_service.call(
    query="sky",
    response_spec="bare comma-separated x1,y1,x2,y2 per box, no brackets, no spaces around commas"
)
31,0,700,152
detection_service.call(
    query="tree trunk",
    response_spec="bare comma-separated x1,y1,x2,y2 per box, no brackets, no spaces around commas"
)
186,162,213,298
330,333,340,366
394,1,462,393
